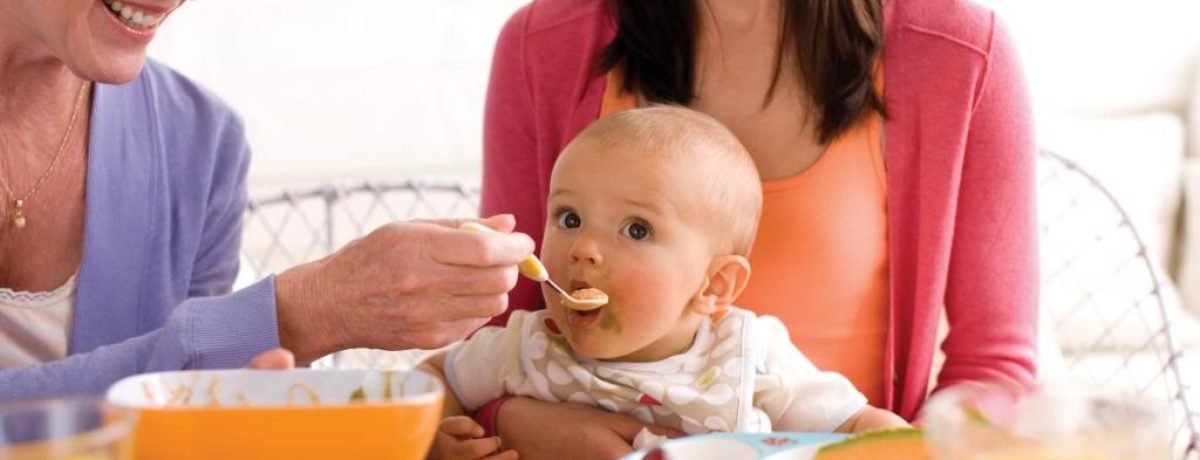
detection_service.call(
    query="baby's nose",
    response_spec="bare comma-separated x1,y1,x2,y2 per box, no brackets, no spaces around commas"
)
568,237,603,266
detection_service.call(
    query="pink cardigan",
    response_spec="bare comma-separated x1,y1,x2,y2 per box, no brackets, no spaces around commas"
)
480,0,1038,420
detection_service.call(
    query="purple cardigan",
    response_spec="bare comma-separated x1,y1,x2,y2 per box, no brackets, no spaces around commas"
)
0,61,280,401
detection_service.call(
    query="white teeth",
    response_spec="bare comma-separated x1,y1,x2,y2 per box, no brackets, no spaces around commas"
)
105,0,162,29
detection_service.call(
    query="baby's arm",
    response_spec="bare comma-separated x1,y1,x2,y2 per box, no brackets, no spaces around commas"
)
754,316,905,433
417,317,529,460
834,405,909,433
417,351,466,418
419,351,515,460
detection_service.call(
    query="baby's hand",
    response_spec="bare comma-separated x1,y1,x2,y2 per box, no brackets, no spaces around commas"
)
433,416,518,460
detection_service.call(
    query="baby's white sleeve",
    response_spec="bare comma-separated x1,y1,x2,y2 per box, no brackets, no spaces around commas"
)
443,312,529,412
752,316,868,433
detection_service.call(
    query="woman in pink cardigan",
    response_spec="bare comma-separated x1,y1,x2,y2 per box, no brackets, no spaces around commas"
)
476,0,1037,457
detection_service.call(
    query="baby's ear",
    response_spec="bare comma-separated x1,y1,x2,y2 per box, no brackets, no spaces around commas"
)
691,255,751,315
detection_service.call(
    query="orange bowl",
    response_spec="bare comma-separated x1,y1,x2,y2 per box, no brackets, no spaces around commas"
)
106,369,442,460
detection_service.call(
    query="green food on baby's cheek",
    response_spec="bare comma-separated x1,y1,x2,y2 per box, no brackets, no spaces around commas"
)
600,309,620,332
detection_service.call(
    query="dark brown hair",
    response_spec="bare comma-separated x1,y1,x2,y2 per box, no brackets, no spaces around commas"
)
599,0,886,144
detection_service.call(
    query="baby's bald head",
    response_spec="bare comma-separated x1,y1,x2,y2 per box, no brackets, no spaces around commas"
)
559,106,762,256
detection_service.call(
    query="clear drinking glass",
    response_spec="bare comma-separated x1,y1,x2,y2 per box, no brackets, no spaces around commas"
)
921,382,1170,460
0,397,136,460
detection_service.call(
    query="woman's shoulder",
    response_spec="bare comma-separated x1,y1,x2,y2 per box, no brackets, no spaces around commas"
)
504,0,607,37
135,59,243,132
497,0,610,62
121,60,249,178
886,0,1003,55
489,0,612,142
92,60,250,221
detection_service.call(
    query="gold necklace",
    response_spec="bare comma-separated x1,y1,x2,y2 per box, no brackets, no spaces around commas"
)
0,80,91,230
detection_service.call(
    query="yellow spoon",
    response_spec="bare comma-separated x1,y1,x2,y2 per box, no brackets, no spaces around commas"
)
459,222,609,311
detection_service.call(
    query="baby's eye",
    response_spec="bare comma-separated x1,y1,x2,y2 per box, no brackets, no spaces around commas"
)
556,210,582,229
621,221,652,241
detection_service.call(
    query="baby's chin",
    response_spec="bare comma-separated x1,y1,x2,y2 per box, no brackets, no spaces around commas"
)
565,336,636,361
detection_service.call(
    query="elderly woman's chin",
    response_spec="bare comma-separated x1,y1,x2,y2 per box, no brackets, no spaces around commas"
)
72,52,149,84
71,0,177,83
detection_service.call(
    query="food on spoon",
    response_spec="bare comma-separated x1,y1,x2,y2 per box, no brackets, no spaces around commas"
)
564,287,608,310
570,288,608,302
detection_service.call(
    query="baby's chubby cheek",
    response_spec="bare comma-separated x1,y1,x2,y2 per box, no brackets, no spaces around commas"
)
607,269,675,314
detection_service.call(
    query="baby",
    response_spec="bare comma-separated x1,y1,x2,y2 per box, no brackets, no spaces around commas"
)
420,106,906,459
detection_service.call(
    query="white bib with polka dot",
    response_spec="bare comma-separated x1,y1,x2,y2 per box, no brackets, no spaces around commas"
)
518,308,768,434
444,307,867,434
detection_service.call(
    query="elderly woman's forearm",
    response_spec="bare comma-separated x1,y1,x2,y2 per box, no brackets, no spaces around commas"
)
0,278,280,401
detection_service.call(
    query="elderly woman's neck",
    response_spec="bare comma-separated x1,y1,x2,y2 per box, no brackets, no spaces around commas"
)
0,11,88,175
0,12,84,128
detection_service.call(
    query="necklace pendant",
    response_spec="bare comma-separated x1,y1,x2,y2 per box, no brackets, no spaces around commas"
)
11,199,25,229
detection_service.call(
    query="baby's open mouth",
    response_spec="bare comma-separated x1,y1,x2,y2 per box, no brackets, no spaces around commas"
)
102,0,165,29
566,303,605,331
564,281,609,327
570,307,601,318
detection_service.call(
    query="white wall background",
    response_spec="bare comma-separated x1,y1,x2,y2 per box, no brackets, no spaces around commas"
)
147,0,528,190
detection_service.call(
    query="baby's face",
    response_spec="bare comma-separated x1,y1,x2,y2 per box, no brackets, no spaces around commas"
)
541,140,717,361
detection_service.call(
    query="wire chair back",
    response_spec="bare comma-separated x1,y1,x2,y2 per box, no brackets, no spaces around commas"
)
241,180,482,369
1038,150,1198,458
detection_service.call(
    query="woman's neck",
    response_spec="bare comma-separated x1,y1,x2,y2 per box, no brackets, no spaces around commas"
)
694,0,786,96
697,0,780,36
0,9,88,182
0,6,83,128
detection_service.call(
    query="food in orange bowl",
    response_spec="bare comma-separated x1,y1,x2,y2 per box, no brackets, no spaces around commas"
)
106,369,442,460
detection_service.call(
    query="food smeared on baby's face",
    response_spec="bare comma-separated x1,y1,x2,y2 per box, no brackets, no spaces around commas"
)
599,308,620,332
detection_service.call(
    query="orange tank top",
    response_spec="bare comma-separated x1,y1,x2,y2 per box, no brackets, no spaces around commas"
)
599,70,890,406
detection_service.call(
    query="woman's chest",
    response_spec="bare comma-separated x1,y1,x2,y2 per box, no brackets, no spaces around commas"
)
734,114,891,402
0,165,87,292
690,78,826,181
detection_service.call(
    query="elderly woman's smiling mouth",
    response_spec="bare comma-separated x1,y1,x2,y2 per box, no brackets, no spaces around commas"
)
99,0,176,39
